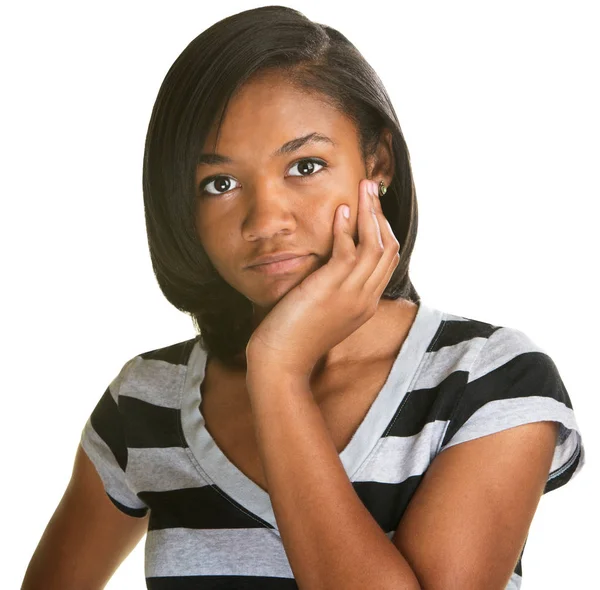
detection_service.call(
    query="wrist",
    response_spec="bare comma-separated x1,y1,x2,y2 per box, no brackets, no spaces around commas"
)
245,360,311,397
245,345,314,386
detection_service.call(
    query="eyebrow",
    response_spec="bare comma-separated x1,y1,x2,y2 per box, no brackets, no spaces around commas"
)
197,132,336,166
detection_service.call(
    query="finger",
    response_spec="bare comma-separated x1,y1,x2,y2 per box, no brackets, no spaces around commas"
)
363,182,401,295
373,247,400,299
347,179,387,290
374,184,398,248
328,202,358,282
372,182,400,258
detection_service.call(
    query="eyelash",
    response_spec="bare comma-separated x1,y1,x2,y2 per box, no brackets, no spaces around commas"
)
199,157,328,197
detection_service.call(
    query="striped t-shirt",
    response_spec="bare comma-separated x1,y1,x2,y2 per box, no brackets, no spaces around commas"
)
80,300,585,589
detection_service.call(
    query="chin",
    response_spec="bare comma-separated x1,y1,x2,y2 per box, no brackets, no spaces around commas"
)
248,267,312,305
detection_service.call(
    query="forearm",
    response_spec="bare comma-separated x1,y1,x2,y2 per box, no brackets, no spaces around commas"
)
247,372,421,590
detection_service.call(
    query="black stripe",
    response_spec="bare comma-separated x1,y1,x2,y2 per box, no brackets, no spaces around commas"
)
544,448,582,494
147,575,299,589
90,387,128,471
353,475,423,533
441,351,571,448
515,546,524,576
120,395,186,448
139,486,275,531
140,338,198,365
429,318,500,352
107,493,148,518
384,370,468,438
383,319,503,439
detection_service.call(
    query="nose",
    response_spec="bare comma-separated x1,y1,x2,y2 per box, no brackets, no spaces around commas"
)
241,181,297,241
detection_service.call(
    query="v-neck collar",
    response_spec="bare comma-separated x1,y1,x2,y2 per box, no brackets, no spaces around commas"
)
180,300,443,531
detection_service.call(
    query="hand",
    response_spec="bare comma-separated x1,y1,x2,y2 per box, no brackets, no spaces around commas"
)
246,178,400,381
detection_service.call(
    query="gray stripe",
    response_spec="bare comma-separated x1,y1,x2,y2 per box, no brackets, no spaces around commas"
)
416,337,483,390
469,327,545,382
144,528,294,578
144,527,523,585
80,420,147,510
354,420,448,483
107,357,137,403
506,571,522,589
119,357,188,408
127,447,210,493
440,396,584,477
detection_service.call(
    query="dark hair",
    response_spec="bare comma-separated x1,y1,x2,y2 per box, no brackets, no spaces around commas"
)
143,5,420,368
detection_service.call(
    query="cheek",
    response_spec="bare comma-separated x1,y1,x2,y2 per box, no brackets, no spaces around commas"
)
322,162,361,200
195,207,221,252
317,174,360,224
194,216,222,270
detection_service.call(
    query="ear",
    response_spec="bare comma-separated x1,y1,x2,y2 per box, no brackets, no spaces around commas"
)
366,128,395,188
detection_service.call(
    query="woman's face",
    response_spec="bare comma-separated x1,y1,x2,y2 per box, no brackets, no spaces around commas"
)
195,71,392,320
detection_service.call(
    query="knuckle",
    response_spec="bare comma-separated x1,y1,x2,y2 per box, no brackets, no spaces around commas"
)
345,250,358,265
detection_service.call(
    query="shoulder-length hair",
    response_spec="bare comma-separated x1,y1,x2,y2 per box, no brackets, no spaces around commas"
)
143,5,420,368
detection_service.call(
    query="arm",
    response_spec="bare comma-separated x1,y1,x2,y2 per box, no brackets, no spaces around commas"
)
248,372,421,590
22,444,149,590
248,370,558,590
393,420,558,590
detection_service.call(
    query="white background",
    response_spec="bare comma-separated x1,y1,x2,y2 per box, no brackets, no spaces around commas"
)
4,1,597,588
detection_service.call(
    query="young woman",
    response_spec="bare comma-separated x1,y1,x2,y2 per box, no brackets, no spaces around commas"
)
23,6,585,590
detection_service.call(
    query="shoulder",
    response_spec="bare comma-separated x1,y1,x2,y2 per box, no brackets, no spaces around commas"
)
416,305,579,445
432,310,584,491
431,307,550,380
111,336,201,406
431,307,572,425
137,337,200,365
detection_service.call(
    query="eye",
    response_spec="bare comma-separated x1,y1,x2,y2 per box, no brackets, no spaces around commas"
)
200,175,241,197
287,157,327,179
198,158,328,197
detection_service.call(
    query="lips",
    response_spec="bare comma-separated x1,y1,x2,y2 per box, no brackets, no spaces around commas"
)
247,251,309,268
248,254,310,275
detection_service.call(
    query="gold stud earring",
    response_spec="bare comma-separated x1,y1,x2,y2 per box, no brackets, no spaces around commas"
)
378,181,387,197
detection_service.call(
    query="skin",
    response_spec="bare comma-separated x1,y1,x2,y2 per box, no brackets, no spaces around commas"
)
195,69,410,376
21,68,560,590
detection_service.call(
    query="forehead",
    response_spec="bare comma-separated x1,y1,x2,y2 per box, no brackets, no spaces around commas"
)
202,71,358,154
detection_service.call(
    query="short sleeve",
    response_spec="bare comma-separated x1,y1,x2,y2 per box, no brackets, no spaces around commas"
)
439,326,585,494
80,358,149,517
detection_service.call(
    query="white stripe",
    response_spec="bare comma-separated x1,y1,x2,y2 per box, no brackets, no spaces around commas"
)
119,357,188,408
417,337,484,390
440,396,583,477
127,447,210,493
80,420,147,510
107,357,137,403
355,421,448,483
469,327,546,382
145,528,294,578
505,571,523,589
